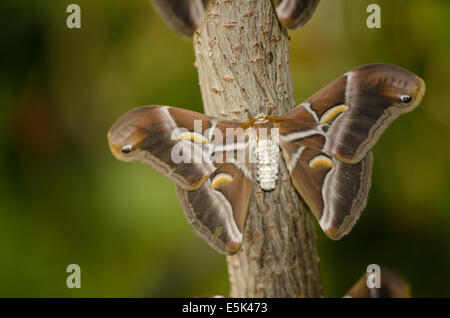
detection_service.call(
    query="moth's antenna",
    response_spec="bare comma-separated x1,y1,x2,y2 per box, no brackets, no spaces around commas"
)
244,108,253,120
265,103,276,117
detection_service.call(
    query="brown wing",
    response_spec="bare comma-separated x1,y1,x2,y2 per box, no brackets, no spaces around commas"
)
151,0,207,37
108,105,252,254
279,140,373,240
176,163,252,255
346,267,411,298
277,63,425,239
272,0,320,29
279,63,425,163
107,105,241,190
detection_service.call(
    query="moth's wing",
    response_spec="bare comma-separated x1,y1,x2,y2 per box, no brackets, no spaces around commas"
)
108,105,251,254
280,63,426,163
277,63,424,239
272,0,320,29
107,105,241,190
279,138,373,240
176,163,252,255
151,0,206,37
346,267,411,298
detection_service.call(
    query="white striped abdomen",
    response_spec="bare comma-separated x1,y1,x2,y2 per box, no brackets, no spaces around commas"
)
255,138,279,191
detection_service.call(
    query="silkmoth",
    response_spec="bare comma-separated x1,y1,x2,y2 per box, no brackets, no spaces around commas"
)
108,64,425,255
272,0,320,29
346,267,411,298
151,0,207,37
150,0,320,37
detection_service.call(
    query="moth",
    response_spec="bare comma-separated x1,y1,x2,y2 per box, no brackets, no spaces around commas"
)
345,267,410,298
151,0,208,37
108,63,425,255
150,0,319,38
272,0,320,29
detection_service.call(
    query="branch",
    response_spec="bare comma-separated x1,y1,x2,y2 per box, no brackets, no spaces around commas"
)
194,0,321,297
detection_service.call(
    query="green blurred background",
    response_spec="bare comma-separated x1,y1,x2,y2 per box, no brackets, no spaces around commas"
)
1,0,449,297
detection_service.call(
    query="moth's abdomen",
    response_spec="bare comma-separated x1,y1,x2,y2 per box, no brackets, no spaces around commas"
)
255,138,279,191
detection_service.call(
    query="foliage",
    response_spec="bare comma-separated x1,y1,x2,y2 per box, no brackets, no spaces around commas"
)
0,0,449,297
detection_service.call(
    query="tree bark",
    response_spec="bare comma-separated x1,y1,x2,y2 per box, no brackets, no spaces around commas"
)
194,0,322,297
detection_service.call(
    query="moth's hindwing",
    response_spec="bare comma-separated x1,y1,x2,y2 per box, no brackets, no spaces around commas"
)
278,63,425,239
151,0,207,37
279,140,373,239
176,164,252,255
272,0,320,29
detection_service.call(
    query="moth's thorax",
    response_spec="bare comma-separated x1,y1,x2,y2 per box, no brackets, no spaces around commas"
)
254,126,280,191
251,114,275,136
254,113,269,124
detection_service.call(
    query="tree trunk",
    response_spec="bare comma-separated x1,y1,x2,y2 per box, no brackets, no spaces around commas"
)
194,0,322,298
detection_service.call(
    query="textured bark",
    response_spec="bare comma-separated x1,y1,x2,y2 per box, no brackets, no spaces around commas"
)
194,0,322,297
